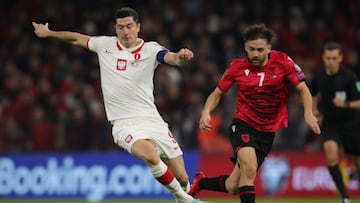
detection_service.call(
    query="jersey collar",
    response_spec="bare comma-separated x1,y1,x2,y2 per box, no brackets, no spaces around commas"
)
117,38,145,54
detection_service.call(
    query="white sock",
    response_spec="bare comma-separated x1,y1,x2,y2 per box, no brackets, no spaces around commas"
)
183,181,190,193
149,161,192,201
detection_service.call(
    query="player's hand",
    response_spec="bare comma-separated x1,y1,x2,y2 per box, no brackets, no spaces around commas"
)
305,113,321,135
333,97,345,108
199,111,212,132
32,22,51,38
178,48,193,60
177,48,193,66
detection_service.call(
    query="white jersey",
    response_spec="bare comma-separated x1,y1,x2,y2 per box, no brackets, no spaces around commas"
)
87,36,166,122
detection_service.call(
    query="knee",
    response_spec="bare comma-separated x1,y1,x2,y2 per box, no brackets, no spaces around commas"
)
131,141,161,166
145,155,161,166
241,165,257,181
138,151,161,166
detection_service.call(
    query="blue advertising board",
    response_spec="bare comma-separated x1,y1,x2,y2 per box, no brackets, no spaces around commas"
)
0,151,200,201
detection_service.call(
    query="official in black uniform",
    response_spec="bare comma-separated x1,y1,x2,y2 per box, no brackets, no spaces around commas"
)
309,42,360,203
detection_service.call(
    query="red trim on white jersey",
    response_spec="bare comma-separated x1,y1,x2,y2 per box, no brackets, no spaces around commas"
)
131,42,145,54
116,39,145,53
116,41,123,51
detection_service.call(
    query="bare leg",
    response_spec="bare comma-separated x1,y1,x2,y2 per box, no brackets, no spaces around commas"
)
131,139,192,202
323,140,339,166
163,156,190,192
237,147,257,203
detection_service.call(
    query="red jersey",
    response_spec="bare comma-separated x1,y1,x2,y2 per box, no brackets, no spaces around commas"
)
218,50,305,132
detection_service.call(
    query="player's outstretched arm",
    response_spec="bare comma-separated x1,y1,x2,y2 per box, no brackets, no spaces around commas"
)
333,97,360,109
296,82,321,135
164,48,194,67
199,87,223,132
32,22,90,48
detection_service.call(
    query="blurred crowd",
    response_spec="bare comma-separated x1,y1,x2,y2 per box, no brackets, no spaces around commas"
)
1,0,359,153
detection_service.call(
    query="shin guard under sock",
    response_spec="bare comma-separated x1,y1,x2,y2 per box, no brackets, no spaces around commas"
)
239,185,255,203
198,175,229,192
328,165,349,199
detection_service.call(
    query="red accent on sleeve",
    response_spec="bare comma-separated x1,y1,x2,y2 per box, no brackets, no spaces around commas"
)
86,38,90,49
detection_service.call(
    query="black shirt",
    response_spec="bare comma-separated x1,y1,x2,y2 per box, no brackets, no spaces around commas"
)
309,68,360,126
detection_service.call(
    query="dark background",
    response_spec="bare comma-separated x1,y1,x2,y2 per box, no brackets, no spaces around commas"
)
1,0,359,153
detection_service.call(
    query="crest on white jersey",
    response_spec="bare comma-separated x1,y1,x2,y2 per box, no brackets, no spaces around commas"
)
116,59,127,71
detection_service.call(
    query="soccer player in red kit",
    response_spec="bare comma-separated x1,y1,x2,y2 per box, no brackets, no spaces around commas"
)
188,24,321,203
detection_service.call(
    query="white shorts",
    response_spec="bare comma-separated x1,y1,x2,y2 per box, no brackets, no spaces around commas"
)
112,118,183,159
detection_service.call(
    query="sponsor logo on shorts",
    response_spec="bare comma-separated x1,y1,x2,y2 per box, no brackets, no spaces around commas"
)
241,133,250,143
124,134,133,143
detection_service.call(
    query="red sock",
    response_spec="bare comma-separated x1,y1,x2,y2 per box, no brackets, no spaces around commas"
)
156,167,174,185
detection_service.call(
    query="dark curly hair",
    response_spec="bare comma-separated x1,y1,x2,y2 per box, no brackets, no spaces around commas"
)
323,41,342,54
114,7,140,24
242,23,276,44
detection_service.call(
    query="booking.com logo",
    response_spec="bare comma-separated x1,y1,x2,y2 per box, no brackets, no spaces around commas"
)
0,157,168,202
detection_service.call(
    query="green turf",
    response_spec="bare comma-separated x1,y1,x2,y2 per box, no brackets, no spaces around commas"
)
1,198,359,203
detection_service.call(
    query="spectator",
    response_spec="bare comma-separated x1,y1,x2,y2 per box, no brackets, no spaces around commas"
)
1,0,359,152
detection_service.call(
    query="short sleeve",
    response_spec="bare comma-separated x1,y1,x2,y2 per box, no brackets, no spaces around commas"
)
218,60,237,93
308,70,319,96
87,36,101,52
285,55,305,86
347,71,360,100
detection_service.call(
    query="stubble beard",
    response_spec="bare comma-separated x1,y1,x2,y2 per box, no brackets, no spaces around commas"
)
250,57,265,67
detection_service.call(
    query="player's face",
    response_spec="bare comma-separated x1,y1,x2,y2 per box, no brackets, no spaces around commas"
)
245,39,271,67
322,49,343,72
115,16,140,48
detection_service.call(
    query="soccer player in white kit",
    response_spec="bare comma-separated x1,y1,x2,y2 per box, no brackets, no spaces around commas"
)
32,7,208,203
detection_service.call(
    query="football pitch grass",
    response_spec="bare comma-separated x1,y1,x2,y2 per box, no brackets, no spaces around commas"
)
2,198,360,203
